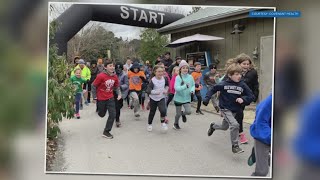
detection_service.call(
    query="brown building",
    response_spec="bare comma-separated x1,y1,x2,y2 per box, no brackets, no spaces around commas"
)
158,7,275,100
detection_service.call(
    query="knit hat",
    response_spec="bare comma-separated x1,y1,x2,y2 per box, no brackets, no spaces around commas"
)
179,60,189,69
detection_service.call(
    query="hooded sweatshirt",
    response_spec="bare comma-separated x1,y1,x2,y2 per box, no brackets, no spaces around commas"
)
92,71,119,101
204,78,255,113
250,94,272,145
294,94,320,165
174,73,195,104
128,62,146,91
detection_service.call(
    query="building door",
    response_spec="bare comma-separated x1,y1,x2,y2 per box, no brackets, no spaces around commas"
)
259,35,274,101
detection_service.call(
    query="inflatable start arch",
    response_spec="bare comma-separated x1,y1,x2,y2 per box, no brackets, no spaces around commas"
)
51,4,184,55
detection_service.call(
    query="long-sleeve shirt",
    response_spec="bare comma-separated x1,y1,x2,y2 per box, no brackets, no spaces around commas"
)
71,65,91,81
169,74,177,94
117,72,129,99
70,76,87,93
204,78,255,113
250,94,272,145
174,73,195,104
146,76,169,101
92,71,120,101
191,71,202,91
242,69,259,102
128,71,146,91
294,94,320,165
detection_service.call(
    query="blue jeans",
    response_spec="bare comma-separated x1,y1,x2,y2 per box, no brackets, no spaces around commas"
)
75,92,82,114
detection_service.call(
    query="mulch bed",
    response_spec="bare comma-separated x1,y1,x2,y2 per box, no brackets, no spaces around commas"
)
46,138,57,171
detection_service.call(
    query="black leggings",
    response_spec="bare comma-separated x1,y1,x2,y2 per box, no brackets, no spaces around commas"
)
148,98,166,125
195,90,202,111
115,98,123,122
87,81,92,102
235,107,245,133
166,93,174,107
126,95,130,106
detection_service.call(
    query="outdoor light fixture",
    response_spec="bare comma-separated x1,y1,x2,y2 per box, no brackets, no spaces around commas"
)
252,47,259,60
231,24,245,34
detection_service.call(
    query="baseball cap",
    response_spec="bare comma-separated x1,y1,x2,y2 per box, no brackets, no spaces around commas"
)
78,59,85,64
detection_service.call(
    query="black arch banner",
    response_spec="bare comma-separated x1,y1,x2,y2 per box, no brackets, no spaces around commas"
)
51,4,185,55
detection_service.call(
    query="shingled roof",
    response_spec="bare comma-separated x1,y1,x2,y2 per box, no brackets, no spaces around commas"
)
157,7,253,34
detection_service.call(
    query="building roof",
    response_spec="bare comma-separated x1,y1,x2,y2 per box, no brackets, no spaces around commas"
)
157,7,252,34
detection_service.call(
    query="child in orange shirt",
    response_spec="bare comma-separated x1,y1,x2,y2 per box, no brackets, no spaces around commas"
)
191,62,204,115
127,62,146,117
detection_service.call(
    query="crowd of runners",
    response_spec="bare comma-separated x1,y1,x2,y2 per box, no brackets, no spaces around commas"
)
69,51,272,176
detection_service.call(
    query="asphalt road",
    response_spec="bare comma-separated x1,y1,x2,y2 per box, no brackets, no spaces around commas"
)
50,101,262,178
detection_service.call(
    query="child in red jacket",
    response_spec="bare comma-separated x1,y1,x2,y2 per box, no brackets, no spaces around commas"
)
92,60,121,139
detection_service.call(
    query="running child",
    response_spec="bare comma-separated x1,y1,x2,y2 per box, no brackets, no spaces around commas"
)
92,60,121,139
191,62,204,115
235,53,260,144
70,68,87,119
203,64,221,113
71,59,91,109
127,62,146,117
122,65,131,108
203,63,255,154
146,62,169,111
155,62,170,123
167,66,180,107
93,58,105,112
173,60,195,130
156,62,171,82
146,65,169,132
249,94,272,176
114,62,129,127
139,65,148,110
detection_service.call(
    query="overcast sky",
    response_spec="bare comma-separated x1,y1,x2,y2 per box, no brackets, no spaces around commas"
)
49,3,194,40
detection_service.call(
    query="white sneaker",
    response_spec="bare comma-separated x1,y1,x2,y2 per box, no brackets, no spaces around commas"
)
161,123,168,131
147,125,152,132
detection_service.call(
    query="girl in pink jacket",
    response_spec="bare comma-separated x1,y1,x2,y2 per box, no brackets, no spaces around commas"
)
167,66,180,106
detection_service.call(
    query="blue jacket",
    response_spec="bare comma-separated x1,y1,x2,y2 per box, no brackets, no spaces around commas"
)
174,73,195,104
294,94,320,165
250,94,272,145
204,78,255,113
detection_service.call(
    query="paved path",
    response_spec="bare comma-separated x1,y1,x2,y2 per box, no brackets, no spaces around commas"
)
51,102,257,177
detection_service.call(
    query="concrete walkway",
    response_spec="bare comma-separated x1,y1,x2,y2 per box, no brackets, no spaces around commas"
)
50,102,258,177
